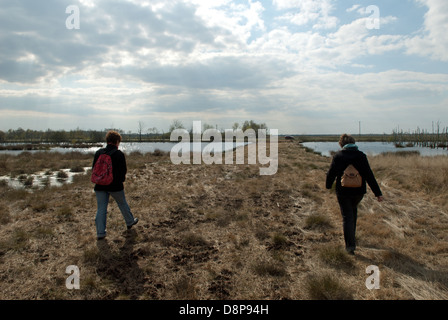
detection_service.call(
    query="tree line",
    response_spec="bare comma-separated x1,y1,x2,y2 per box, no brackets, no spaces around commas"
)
0,120,268,143
0,128,106,143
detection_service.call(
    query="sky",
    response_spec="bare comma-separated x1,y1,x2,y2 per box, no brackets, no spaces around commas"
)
0,0,447,135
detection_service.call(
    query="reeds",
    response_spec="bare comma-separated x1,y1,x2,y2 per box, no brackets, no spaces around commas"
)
371,152,448,200
391,122,448,149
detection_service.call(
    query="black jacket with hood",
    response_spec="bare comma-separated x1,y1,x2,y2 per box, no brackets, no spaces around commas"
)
326,145,382,197
92,144,127,192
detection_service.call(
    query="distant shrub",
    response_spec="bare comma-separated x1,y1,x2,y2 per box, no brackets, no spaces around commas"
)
381,150,420,157
57,170,68,179
23,176,34,187
152,149,167,157
129,151,143,157
70,165,85,173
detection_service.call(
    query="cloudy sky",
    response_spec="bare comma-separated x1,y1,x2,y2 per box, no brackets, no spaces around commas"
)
0,0,447,134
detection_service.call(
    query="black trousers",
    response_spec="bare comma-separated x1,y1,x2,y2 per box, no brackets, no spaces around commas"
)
337,194,364,252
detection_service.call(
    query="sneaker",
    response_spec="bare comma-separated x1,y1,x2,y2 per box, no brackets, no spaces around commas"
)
127,218,139,230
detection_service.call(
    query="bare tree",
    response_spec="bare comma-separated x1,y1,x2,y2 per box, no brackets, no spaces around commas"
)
147,127,158,140
203,122,214,131
137,121,145,142
169,119,185,132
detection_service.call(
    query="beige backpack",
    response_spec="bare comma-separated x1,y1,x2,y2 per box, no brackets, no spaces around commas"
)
341,165,362,188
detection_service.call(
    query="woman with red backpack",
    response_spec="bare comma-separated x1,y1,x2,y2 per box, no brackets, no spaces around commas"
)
92,130,138,240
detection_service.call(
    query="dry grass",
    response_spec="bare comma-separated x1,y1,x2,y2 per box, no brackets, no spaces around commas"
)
0,142,447,300
305,272,353,300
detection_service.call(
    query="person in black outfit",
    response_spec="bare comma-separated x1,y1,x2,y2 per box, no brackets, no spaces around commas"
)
92,130,138,240
326,134,383,255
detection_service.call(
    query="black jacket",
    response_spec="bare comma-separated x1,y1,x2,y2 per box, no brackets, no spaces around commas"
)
92,144,127,192
326,146,382,197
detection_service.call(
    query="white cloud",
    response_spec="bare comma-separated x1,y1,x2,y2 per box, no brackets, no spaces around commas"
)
346,4,361,13
274,0,339,29
187,0,266,47
249,13,404,71
405,0,448,61
0,0,446,134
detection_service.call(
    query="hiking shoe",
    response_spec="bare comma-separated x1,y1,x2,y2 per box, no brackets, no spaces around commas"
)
127,218,139,230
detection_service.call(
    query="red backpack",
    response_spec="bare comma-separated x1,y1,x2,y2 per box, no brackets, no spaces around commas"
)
91,149,117,185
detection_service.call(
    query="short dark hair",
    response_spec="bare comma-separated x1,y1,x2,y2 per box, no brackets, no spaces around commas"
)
339,134,355,148
106,130,122,145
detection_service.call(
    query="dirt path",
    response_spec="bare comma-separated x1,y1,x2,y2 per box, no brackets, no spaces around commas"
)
0,142,447,300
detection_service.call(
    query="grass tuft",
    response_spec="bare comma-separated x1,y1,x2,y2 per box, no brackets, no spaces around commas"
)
252,259,288,277
182,232,209,247
318,244,354,269
305,213,332,230
0,207,11,225
0,228,30,252
305,273,353,300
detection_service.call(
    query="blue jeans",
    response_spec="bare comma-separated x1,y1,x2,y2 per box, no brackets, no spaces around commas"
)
95,190,135,237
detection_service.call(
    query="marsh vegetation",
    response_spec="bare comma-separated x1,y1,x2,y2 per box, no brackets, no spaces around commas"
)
0,141,447,300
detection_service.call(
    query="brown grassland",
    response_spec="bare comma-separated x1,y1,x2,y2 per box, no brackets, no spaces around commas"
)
0,141,447,300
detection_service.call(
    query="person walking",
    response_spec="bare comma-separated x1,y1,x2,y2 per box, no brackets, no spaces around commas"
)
326,134,383,255
92,130,138,240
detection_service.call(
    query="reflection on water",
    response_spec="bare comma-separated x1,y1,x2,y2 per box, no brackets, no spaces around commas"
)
0,167,90,190
302,141,448,157
0,142,248,155
0,142,249,190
